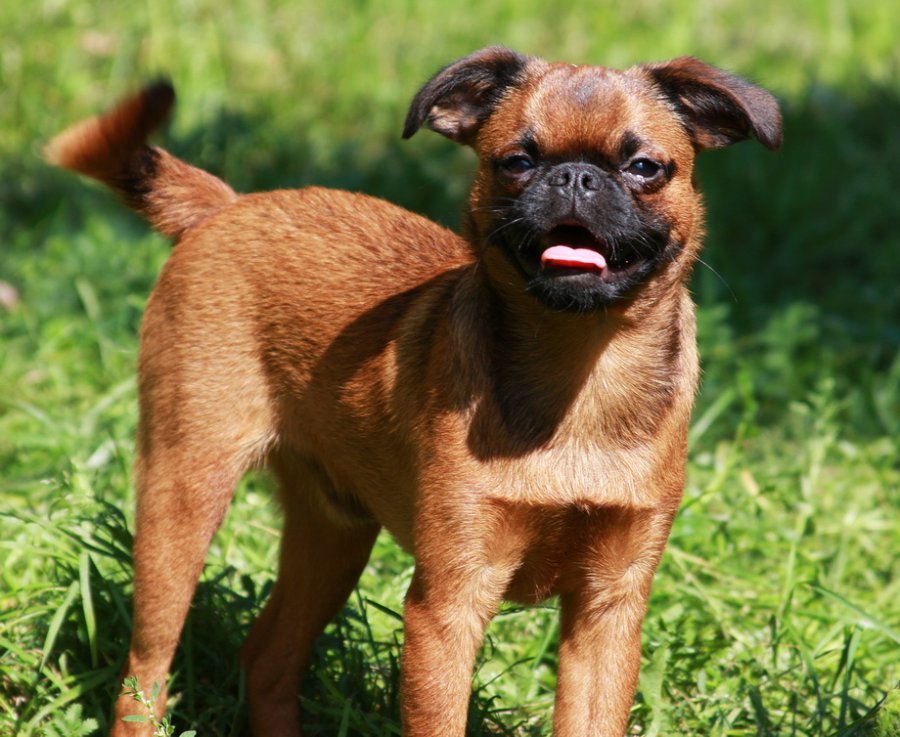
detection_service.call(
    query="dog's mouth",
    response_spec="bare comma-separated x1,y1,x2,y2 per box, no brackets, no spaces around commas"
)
496,214,671,312
537,224,646,281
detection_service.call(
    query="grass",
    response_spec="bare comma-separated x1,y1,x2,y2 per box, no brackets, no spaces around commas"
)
1,0,898,735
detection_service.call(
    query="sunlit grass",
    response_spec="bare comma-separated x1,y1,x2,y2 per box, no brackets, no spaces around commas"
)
1,1,898,735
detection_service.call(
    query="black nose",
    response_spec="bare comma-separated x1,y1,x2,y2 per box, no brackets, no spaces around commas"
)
547,163,603,192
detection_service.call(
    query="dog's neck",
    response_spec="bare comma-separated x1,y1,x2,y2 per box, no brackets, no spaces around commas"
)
455,250,694,457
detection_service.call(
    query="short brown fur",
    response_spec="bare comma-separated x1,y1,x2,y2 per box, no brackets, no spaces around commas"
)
48,47,780,736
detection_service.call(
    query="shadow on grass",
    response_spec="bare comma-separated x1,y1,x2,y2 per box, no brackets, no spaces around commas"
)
698,85,900,351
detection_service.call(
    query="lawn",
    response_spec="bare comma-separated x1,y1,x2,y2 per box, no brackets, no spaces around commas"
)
1,1,898,735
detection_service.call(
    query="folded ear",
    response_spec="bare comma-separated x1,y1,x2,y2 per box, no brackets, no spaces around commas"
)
645,57,782,151
402,46,530,145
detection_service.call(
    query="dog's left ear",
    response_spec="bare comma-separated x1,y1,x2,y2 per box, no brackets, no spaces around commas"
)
403,46,530,145
646,57,782,151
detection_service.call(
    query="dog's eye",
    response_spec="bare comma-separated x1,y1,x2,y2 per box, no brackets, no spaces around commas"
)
625,158,663,179
499,155,535,175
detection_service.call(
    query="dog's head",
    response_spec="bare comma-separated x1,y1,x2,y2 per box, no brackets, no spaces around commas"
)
404,47,781,312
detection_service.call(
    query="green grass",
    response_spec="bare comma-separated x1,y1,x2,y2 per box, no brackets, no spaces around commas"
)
1,0,898,735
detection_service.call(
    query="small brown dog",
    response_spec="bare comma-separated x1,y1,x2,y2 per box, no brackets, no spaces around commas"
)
48,47,780,736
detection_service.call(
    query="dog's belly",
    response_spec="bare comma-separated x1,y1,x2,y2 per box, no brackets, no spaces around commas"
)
485,498,619,605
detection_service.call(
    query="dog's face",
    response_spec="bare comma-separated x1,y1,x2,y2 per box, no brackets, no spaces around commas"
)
404,48,781,312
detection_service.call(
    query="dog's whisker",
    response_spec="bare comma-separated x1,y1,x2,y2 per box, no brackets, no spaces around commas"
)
487,217,529,240
696,257,738,302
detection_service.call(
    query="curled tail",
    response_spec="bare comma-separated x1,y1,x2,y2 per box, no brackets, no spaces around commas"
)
45,81,237,240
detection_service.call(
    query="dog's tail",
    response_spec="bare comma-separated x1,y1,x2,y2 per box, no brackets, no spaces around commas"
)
45,81,237,241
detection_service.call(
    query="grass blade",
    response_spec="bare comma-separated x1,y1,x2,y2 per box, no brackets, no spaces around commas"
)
38,581,78,673
79,551,98,668
811,585,900,645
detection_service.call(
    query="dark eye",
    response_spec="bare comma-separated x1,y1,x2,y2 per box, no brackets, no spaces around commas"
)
500,154,535,175
625,158,663,179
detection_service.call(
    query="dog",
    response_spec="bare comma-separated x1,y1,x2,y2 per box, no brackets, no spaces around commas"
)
47,46,781,737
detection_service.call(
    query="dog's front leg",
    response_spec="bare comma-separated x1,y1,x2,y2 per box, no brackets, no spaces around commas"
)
552,507,676,737
400,523,519,736
400,569,505,736
553,588,648,737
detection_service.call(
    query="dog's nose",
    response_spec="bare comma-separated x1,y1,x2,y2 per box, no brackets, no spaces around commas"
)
547,163,602,192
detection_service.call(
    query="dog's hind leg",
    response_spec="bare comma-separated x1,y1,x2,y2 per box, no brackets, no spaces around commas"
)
240,454,380,737
110,432,267,735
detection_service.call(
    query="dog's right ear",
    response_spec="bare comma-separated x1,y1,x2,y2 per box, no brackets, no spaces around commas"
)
402,46,530,145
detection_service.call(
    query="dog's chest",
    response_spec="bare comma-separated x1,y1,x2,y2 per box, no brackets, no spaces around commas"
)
480,438,663,510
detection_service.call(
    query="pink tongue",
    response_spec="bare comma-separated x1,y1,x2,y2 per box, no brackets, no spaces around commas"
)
541,245,607,272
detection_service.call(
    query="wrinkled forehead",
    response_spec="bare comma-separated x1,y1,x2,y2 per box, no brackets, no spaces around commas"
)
489,62,690,159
